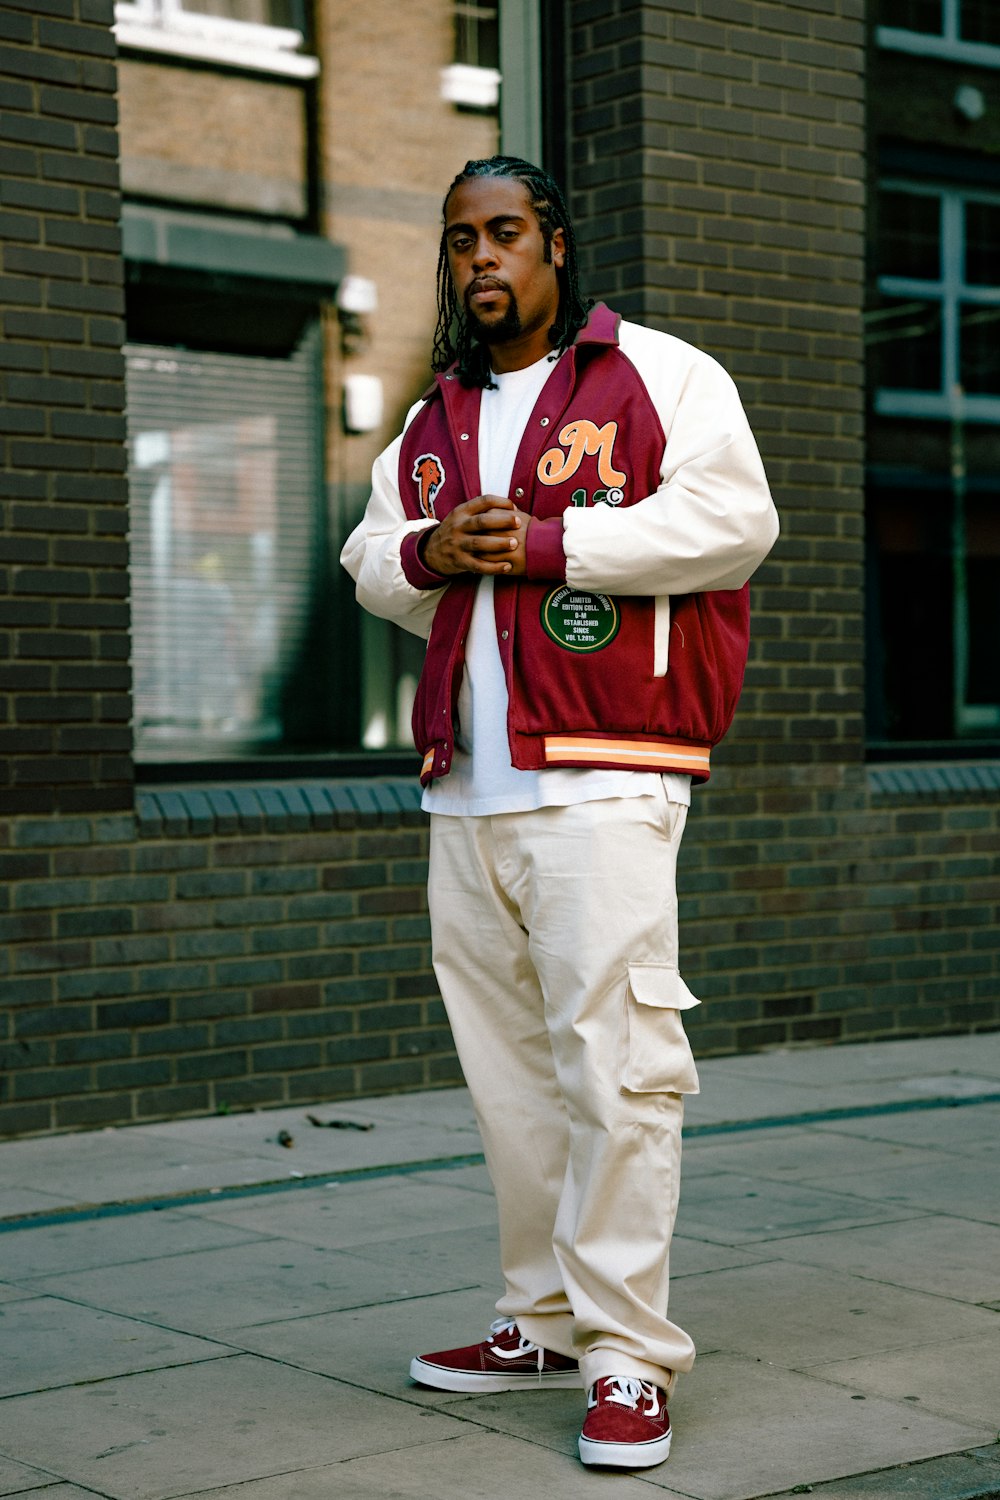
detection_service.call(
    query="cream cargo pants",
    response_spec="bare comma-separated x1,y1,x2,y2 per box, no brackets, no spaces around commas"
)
428,779,699,1393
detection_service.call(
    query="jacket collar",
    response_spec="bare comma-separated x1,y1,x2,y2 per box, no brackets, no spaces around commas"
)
421,302,620,398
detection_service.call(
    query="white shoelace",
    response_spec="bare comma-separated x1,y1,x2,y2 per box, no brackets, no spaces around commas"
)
591,1376,661,1415
487,1317,545,1374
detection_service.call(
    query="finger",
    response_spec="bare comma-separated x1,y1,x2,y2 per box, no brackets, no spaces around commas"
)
468,510,521,533
461,494,515,516
464,532,519,552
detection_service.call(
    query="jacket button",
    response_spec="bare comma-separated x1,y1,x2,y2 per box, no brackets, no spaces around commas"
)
501,629,509,640
515,487,524,497
540,417,550,427
460,432,470,441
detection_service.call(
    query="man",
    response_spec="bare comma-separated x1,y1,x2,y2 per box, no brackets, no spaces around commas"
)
341,155,778,1470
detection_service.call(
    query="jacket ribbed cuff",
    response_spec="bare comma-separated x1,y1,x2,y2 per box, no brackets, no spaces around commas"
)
400,527,448,590
525,517,567,581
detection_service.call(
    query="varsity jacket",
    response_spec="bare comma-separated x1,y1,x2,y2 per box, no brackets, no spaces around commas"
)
341,304,778,787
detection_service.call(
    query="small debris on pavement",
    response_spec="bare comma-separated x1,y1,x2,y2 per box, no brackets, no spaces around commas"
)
277,1130,294,1148
306,1114,375,1131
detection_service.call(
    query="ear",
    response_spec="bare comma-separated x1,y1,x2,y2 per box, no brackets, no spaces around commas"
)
551,227,566,269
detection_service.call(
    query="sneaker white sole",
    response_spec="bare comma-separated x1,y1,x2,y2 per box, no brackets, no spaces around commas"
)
578,1429,672,1469
409,1357,582,1393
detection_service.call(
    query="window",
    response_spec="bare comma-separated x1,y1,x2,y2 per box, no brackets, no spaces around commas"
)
126,333,329,760
869,181,1000,421
878,0,1000,66
442,2,501,110
866,180,1000,748
114,0,318,77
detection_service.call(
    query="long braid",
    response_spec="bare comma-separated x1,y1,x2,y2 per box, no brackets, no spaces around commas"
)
431,155,592,389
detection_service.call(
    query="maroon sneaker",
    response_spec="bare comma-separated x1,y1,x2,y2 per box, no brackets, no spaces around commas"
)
578,1376,672,1468
409,1317,581,1393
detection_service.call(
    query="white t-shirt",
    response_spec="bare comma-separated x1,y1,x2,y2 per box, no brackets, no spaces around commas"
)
422,351,690,818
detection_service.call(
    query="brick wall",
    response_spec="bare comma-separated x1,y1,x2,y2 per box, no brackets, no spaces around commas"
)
0,783,458,1137
0,0,132,818
3,767,997,1137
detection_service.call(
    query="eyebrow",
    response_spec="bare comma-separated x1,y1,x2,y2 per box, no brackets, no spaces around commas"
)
445,214,529,239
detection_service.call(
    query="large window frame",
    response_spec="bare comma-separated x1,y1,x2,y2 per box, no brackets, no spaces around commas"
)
872,178,1000,425
877,0,1000,69
114,0,318,78
866,176,1000,749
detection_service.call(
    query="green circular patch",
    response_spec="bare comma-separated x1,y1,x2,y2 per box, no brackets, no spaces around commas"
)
540,586,620,653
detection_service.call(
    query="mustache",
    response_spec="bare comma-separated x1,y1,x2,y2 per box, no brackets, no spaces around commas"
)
465,277,511,305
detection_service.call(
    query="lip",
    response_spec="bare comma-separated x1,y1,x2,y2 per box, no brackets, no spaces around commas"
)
468,281,508,306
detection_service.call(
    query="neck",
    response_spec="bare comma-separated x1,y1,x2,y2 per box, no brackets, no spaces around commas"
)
487,325,557,375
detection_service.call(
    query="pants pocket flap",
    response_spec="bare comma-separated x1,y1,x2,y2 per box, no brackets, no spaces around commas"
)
627,963,700,1011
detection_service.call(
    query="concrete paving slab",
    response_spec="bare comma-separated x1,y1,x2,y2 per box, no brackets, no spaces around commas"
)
670,1260,1000,1369
0,1295,230,1398
0,1284,34,1305
676,1171,921,1245
448,1353,991,1500
28,1232,483,1333
0,1356,469,1500
695,1034,1000,1088
805,1157,1000,1226
814,1332,1000,1429
683,1127,948,1185
811,1103,1000,1161
182,1174,498,1251
219,1285,505,1407
341,1220,503,1291
0,1188,80,1220
132,1098,483,1179
0,1131,319,1210
407,1162,494,1195
768,1213,1000,1305
0,1488,99,1500
762,1447,1000,1500
0,1457,64,1496
683,1077,906,1128
669,1234,769,1279
194,1429,663,1500
0,1210,268,1281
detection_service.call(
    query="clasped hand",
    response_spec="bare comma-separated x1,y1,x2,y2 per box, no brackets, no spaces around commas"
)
422,496,530,577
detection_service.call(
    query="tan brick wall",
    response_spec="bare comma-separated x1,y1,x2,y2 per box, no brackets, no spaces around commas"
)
316,0,499,491
116,59,308,218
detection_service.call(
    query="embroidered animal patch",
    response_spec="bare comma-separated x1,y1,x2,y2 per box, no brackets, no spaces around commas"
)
412,453,446,518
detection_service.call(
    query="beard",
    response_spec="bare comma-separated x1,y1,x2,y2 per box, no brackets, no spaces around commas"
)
466,289,522,345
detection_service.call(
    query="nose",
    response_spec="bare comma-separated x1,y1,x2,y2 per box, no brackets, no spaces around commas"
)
471,234,498,271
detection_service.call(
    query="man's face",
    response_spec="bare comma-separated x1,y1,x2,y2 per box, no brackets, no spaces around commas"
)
443,176,565,364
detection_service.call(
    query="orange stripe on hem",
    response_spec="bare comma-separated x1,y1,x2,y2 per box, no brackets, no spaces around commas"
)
544,735,711,772
421,748,436,778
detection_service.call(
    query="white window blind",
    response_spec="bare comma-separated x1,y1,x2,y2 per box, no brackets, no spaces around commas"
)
126,335,321,759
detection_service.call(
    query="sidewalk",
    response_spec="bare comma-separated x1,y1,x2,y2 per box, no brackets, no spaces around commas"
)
1,1032,999,1500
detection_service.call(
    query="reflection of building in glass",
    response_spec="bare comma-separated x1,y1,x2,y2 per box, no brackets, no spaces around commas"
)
866,3,1000,750
126,343,318,753
113,0,504,764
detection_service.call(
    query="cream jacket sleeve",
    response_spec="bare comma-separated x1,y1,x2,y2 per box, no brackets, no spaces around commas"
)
561,322,779,596
339,402,443,640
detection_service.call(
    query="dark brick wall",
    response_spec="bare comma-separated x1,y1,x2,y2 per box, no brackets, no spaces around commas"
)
0,784,458,1138
2,772,997,1138
0,0,131,818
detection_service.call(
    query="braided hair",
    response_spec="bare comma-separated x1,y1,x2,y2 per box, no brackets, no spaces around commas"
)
431,155,592,389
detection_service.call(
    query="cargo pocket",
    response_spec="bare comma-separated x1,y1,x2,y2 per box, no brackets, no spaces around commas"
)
620,962,700,1095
